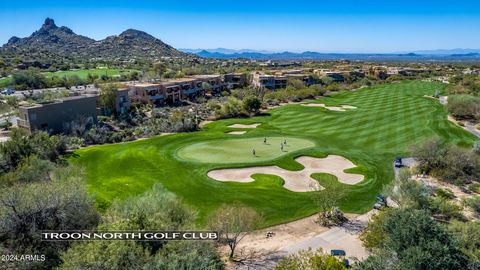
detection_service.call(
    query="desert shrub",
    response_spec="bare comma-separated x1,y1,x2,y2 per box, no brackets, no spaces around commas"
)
447,94,480,120
0,156,55,186
411,139,480,185
58,185,222,270
474,141,480,154
287,78,305,90
447,75,480,96
391,169,431,209
0,165,99,269
66,136,85,149
308,83,326,95
0,129,67,171
435,188,455,199
275,248,347,270
428,196,463,220
469,183,480,194
464,196,480,215
449,221,480,269
216,97,245,118
84,126,110,144
242,96,262,115
316,207,348,227
144,241,223,270
359,208,468,269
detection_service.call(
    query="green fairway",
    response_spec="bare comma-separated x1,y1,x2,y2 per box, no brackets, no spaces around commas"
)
43,68,138,79
177,136,315,163
69,81,477,227
1,69,137,88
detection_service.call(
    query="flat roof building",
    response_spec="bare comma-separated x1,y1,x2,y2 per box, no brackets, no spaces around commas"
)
252,73,287,90
17,95,98,134
223,73,247,89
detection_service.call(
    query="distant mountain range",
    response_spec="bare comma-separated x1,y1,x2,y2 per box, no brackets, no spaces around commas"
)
0,18,188,61
180,48,274,55
411,48,480,55
180,48,480,61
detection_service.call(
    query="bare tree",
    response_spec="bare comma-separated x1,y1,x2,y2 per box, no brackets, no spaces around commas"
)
312,184,348,227
207,204,261,259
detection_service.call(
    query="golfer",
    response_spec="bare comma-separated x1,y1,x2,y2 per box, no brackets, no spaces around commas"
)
264,137,267,144
252,148,256,156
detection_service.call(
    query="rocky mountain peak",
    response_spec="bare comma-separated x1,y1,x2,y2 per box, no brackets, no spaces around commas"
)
40,18,58,31
119,29,155,40
1,18,189,60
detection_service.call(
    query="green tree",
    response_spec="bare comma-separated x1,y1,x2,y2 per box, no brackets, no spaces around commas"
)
217,97,244,118
287,78,305,90
449,221,480,268
358,208,468,270
391,169,431,209
153,62,167,78
447,94,480,120
11,69,47,90
0,165,99,269
242,96,262,115
100,84,119,116
59,185,222,270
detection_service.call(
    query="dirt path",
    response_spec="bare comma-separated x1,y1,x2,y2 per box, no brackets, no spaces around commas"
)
447,115,480,138
231,211,374,269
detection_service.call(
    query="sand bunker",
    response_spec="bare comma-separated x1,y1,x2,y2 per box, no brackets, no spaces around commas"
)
302,104,357,111
207,155,364,192
227,131,246,135
228,123,260,129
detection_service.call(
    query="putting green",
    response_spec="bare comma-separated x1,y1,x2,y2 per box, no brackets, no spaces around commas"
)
176,137,315,164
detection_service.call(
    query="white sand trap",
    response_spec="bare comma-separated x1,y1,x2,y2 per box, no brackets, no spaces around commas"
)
228,123,260,129
207,155,364,192
302,103,327,108
302,104,356,111
227,131,246,135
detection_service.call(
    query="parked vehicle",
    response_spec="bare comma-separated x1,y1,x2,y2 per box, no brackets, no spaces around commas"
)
331,249,346,256
1,88,15,95
331,250,349,268
373,194,388,210
394,157,403,167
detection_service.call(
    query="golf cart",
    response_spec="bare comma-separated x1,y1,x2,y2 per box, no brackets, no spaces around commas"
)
331,249,349,268
373,194,387,210
394,157,403,168
1,88,15,95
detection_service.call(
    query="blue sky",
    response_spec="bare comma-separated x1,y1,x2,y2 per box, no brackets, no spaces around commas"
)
1,0,480,53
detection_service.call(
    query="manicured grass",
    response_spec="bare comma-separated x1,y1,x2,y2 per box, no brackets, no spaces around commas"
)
176,136,315,164
0,77,12,88
43,68,137,79
0,69,137,88
69,81,477,227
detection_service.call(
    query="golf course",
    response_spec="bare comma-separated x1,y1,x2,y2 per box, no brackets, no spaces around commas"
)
69,81,477,227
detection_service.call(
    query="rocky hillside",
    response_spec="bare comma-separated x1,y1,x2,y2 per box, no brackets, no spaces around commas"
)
1,18,189,61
